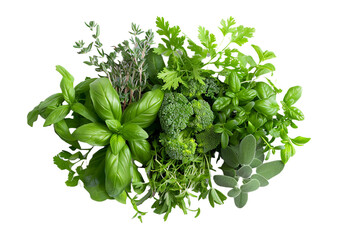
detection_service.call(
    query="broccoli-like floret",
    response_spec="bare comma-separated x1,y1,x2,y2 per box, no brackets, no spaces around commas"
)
180,78,221,99
158,92,194,137
160,132,197,162
190,99,214,133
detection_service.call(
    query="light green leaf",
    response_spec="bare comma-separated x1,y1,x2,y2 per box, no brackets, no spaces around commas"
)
72,123,112,146
254,95,280,117
105,120,122,133
27,106,39,127
57,65,75,104
291,136,311,146
105,145,132,198
71,102,99,122
284,86,302,106
255,82,275,99
43,105,70,127
119,123,148,141
90,78,122,121
110,134,125,155
251,44,264,62
128,139,152,165
122,88,164,128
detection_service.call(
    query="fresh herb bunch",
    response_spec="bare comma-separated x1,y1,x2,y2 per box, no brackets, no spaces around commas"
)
27,17,310,222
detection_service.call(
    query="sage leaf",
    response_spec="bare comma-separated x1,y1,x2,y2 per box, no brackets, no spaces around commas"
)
251,174,269,187
237,165,252,178
228,188,241,198
213,175,237,188
256,160,284,180
234,192,248,208
240,179,260,192
239,134,256,165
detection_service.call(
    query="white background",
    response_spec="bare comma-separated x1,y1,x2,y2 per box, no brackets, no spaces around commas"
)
1,0,359,239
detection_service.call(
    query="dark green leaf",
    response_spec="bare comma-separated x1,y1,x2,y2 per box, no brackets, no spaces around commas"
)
128,139,152,165
74,78,96,94
27,106,39,127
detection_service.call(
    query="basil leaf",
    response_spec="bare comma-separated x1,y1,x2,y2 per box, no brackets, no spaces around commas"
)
285,106,305,121
212,97,231,111
105,120,122,133
291,136,311,146
122,88,164,128
255,63,275,77
74,77,96,94
71,102,99,122
38,93,64,113
213,175,237,188
255,82,275,99
281,143,292,164
54,120,81,149
145,48,165,84
256,160,284,180
43,105,70,127
90,78,122,121
227,71,241,92
105,145,132,197
80,148,111,201
27,106,39,127
132,164,145,194
119,123,148,141
284,86,302,106
254,96,280,117
236,89,257,102
110,134,125,155
73,123,112,146
251,44,264,62
57,65,75,104
128,139,152,165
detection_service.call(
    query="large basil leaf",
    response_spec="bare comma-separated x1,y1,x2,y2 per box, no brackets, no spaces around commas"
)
43,105,71,127
236,89,257,102
285,106,305,121
105,144,132,197
119,123,148,141
73,123,112,146
227,71,241,92
284,86,302,106
254,95,279,117
255,82,275,99
128,139,152,165
122,88,164,128
57,65,75,104
90,78,122,121
80,148,111,201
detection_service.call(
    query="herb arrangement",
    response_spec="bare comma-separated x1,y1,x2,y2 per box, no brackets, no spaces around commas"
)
27,17,310,221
